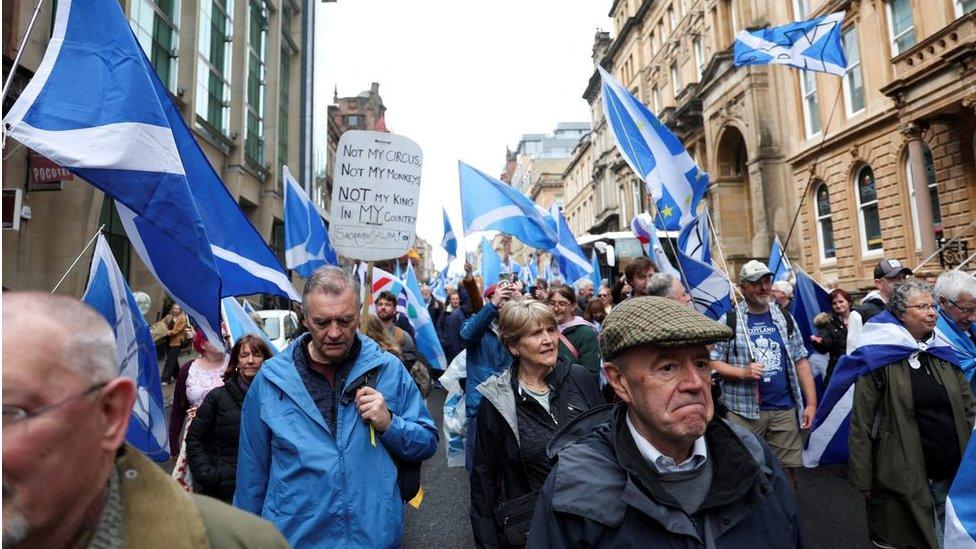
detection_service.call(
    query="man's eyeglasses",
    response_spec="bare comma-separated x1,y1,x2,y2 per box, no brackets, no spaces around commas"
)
2,382,108,427
945,298,976,315
905,304,937,312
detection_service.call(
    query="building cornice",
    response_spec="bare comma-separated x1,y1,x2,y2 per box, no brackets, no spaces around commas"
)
785,108,898,167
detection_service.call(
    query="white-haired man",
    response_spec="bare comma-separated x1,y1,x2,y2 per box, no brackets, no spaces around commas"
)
935,270,976,391
2,293,287,548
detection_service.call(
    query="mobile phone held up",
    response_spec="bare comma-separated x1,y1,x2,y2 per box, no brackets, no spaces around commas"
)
498,272,514,289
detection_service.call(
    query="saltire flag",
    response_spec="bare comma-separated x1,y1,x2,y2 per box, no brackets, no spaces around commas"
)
549,204,593,284
221,297,277,353
937,309,976,384
82,235,169,462
528,258,540,281
768,234,794,283
734,11,848,76
945,425,976,547
481,238,502,287
431,272,448,303
677,212,712,265
590,249,602,288
458,161,558,250
404,262,448,370
441,209,458,263
803,311,959,466
598,66,708,230
241,299,257,315
284,165,337,278
632,213,680,279
675,219,731,320
543,261,554,284
394,260,403,280
372,266,447,370
789,270,832,391
3,0,300,343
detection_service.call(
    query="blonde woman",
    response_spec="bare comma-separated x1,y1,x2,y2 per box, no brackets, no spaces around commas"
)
469,299,602,547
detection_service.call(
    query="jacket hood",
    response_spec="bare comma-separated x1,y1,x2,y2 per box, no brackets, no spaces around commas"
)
862,289,885,304
475,360,574,445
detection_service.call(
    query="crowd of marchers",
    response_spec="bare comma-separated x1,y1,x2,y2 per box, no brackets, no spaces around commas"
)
3,255,974,548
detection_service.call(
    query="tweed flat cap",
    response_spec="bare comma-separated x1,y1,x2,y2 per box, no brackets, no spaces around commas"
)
599,296,733,359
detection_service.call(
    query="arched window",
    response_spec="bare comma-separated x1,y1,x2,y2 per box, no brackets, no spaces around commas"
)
814,183,835,261
906,145,943,250
855,165,883,254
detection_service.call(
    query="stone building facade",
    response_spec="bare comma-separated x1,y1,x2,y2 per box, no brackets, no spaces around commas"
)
566,0,975,292
2,0,316,312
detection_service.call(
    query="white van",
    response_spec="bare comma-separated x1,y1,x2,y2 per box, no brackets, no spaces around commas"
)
255,309,300,352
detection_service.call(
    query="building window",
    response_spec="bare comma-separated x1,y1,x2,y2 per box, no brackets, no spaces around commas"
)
800,70,821,137
271,218,286,267
886,0,916,55
652,86,662,113
129,0,180,93
99,198,131,280
195,0,233,135
671,62,682,98
906,146,943,250
278,42,291,170
957,0,976,16
814,183,836,261
346,114,363,127
727,0,738,38
792,0,809,20
855,165,883,254
694,37,705,80
668,6,676,31
245,0,268,164
842,27,865,117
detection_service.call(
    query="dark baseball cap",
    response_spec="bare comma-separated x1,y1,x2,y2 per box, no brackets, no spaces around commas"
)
873,258,913,279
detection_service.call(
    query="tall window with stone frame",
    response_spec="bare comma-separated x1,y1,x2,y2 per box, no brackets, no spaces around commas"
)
814,183,836,261
792,0,809,20
799,70,821,137
278,8,294,172
906,146,943,250
693,36,705,81
671,62,682,98
842,26,865,117
855,165,883,254
196,0,233,135
245,0,268,164
885,0,916,56
130,0,180,93
652,85,662,114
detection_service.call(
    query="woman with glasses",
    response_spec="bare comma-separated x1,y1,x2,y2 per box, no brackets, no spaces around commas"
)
548,285,601,378
469,300,602,547
849,280,975,549
185,334,272,502
169,330,228,491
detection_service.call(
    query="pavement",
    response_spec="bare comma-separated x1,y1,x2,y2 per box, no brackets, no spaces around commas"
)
404,388,872,548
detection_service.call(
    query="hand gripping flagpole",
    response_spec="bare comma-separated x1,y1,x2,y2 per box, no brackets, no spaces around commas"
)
0,0,47,109
51,225,105,293
771,83,845,278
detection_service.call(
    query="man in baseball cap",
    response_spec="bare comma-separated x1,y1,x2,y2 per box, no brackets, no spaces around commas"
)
857,258,913,323
527,297,803,547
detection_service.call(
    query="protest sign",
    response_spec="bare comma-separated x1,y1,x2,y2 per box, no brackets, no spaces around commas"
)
329,130,422,261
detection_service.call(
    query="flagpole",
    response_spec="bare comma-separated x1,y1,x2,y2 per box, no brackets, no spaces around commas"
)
51,224,105,293
1,0,47,108
773,83,845,277
913,220,976,272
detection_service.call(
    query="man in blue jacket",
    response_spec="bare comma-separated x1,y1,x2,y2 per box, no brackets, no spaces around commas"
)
235,266,438,548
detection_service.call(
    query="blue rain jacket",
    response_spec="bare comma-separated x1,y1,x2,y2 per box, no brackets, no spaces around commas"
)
460,302,512,421
234,333,438,548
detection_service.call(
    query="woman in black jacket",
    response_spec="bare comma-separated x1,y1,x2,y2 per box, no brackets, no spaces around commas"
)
469,299,603,548
186,334,273,502
811,288,853,386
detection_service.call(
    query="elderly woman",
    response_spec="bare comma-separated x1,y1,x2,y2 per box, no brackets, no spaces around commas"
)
469,300,602,548
811,288,854,385
186,334,272,502
849,280,975,549
548,285,601,377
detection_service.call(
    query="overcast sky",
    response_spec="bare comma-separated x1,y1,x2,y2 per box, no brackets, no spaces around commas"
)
317,1,612,271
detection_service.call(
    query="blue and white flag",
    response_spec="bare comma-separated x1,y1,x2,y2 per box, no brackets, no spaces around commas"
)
790,270,832,389
441,209,458,263
803,311,960,466
734,11,848,76
598,67,708,231
284,165,337,278
82,235,168,462
550,204,593,284
394,260,403,281
677,212,712,265
481,238,502,287
4,0,300,344
459,161,558,250
937,310,976,384
431,272,448,303
632,213,680,278
404,262,448,370
768,235,794,283
590,249,602,288
241,299,257,316
946,425,976,547
220,297,276,353
528,258,540,281
676,220,731,320
543,261,554,284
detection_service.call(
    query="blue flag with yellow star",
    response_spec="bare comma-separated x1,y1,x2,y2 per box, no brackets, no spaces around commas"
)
599,67,708,231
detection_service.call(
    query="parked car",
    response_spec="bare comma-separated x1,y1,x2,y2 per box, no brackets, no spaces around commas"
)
255,309,300,352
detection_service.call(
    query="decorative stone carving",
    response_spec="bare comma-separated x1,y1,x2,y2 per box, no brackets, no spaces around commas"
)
898,121,928,140
962,90,976,116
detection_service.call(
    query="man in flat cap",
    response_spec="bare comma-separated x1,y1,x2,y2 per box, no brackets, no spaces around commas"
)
526,297,803,548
